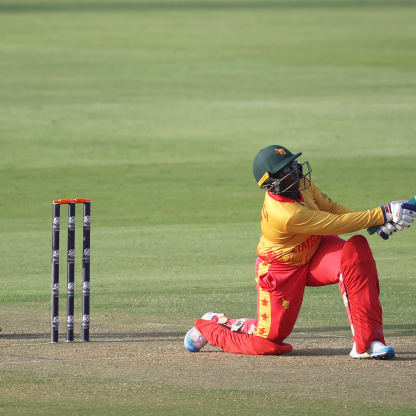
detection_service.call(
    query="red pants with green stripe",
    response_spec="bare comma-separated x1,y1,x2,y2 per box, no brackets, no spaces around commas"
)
195,235,385,355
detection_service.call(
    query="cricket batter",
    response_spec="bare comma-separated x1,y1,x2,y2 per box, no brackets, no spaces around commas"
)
184,145,416,359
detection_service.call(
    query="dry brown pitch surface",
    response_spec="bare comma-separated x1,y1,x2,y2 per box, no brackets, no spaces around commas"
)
1,320,416,415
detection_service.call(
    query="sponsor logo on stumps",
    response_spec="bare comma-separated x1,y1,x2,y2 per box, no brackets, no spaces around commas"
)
66,315,74,328
83,248,90,263
82,281,90,295
67,282,74,296
68,216,75,230
67,249,75,263
53,217,60,231
52,250,59,264
82,314,90,328
52,316,59,330
83,215,91,230
52,283,59,297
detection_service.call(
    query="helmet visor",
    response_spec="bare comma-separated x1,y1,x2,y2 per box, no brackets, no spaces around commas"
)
263,161,312,194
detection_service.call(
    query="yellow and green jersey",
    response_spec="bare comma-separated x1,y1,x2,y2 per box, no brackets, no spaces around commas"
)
256,180,385,267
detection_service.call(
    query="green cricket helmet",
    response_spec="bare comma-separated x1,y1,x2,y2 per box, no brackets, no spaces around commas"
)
253,145,311,194
253,145,301,186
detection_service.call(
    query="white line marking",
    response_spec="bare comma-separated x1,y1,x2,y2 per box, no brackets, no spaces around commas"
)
0,353,65,361
10,342,55,346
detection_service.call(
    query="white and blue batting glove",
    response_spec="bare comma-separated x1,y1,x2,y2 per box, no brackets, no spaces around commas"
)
381,200,416,228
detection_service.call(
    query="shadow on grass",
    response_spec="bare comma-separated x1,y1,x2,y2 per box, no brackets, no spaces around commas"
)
0,331,184,341
289,348,347,356
3,332,415,361
0,0,415,14
393,354,416,362
293,323,416,337
1,322,414,340
290,348,416,360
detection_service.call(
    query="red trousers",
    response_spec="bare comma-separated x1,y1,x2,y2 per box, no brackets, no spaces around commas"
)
196,235,385,355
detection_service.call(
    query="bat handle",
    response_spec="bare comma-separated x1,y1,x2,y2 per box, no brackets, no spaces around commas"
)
367,224,379,235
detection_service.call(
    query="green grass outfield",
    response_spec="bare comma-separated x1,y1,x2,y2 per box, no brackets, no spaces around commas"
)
1,0,416,414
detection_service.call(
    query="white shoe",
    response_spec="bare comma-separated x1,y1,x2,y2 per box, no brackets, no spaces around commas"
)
184,327,208,352
184,312,227,353
349,341,395,360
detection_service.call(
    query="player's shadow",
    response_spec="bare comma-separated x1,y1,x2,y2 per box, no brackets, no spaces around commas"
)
292,323,416,337
0,331,184,342
289,348,348,357
289,348,416,361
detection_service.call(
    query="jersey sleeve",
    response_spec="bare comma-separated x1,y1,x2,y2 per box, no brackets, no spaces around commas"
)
311,183,356,215
285,206,385,235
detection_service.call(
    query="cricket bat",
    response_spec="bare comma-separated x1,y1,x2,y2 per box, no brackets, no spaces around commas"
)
367,196,416,235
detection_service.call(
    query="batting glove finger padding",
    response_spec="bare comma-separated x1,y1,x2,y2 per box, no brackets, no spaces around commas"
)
391,222,405,231
377,222,396,240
